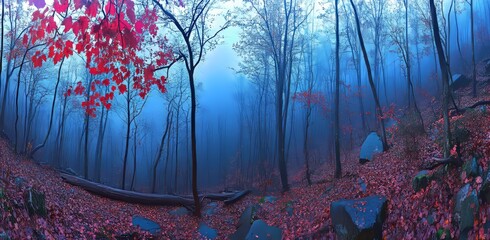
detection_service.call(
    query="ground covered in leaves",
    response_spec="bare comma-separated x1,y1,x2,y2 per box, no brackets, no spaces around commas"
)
1,67,490,239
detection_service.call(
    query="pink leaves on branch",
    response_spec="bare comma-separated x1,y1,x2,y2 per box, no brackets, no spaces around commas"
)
26,0,175,116
292,91,328,115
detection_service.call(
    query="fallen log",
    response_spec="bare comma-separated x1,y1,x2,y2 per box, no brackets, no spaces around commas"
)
179,191,241,201
224,190,251,205
450,100,490,116
60,173,194,207
420,156,462,170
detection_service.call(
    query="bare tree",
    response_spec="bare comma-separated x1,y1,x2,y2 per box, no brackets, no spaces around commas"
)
429,0,451,158
152,0,230,217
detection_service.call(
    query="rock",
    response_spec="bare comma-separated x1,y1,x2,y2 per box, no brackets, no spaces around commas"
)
15,177,26,188
358,178,367,193
236,205,257,228
132,216,161,235
0,231,8,240
24,188,47,217
204,202,218,216
169,207,189,216
462,157,480,178
450,74,471,90
230,205,258,240
262,196,277,203
245,220,282,240
198,223,218,239
454,184,479,239
330,195,388,240
359,132,384,164
285,201,294,216
479,170,490,203
412,170,431,192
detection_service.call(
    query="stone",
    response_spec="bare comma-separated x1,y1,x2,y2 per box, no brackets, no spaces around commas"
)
198,223,218,239
359,132,384,164
14,177,26,188
262,196,277,203
245,220,282,240
412,170,431,192
169,207,189,216
25,188,47,217
450,74,471,90
230,205,258,240
358,178,367,193
132,216,161,235
479,170,490,203
462,157,480,178
454,184,479,239
330,195,388,240
204,202,218,216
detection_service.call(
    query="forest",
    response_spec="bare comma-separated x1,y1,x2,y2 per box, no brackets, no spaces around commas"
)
0,0,490,239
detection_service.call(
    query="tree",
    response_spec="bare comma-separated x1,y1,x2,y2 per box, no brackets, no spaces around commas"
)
237,0,308,192
469,0,476,97
349,0,388,150
429,0,451,158
334,0,341,178
151,0,230,217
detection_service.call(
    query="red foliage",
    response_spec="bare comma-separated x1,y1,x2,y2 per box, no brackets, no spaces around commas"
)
26,0,175,116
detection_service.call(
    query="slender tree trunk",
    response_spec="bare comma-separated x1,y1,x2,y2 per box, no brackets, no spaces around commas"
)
121,90,131,189
470,0,477,97
14,47,29,153
31,58,65,156
430,0,452,158
152,110,173,193
130,123,138,190
334,0,341,179
189,69,201,217
350,0,388,150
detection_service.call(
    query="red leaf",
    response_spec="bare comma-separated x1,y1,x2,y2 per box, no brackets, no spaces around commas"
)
102,79,110,86
74,82,85,95
53,0,69,13
62,16,72,33
118,84,127,94
135,20,144,34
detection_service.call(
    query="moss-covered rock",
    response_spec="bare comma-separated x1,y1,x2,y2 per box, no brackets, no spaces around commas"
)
462,157,480,179
330,195,388,240
24,188,47,217
480,170,490,203
413,170,431,192
454,184,479,240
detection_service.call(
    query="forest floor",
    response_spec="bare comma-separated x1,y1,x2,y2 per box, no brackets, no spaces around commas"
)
1,63,490,239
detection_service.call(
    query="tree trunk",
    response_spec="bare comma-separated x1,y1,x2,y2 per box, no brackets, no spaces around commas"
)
334,0,342,179
430,0,452,158
350,0,388,150
470,0,476,97
152,110,172,193
121,89,131,189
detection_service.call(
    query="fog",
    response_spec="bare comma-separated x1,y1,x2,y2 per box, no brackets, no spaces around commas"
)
1,0,489,195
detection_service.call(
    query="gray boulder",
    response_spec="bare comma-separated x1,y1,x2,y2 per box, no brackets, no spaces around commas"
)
462,157,480,179
480,170,490,203
330,195,388,240
132,215,161,234
245,220,282,240
169,207,189,216
450,74,471,90
454,184,479,239
359,132,384,164
198,223,218,239
230,206,257,240
412,170,431,192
